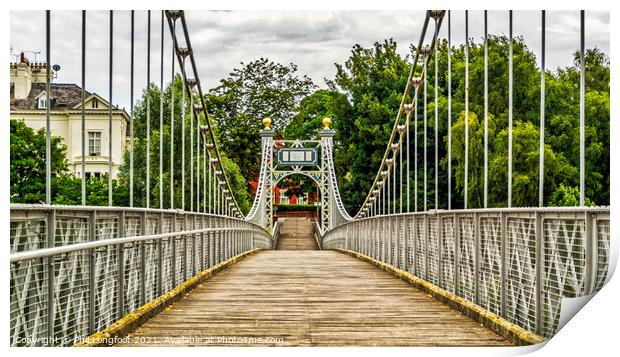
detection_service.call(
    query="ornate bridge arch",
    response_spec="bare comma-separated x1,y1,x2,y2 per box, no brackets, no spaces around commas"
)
245,118,352,233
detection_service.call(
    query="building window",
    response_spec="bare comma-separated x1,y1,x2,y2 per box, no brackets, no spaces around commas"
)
88,132,101,156
91,98,99,109
38,97,47,109
85,172,101,180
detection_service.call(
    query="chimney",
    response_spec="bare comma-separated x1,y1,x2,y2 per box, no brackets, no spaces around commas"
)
10,53,33,100
20,52,29,65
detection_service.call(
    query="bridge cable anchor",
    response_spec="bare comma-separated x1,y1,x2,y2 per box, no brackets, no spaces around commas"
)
166,10,182,21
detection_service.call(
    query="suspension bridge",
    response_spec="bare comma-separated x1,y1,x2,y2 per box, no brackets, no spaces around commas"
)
10,10,609,347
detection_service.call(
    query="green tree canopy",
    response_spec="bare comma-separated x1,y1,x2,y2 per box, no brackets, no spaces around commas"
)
327,39,412,212
205,58,316,182
10,120,67,203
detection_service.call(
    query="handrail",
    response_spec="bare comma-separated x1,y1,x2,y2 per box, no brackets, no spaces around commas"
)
337,205,610,228
312,219,323,250
10,226,267,263
271,218,285,249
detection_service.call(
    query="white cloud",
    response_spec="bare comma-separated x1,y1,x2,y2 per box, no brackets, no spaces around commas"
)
10,10,609,111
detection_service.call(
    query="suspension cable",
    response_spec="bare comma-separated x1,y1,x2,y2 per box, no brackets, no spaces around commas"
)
508,10,513,208
434,14,439,210
579,10,586,206
354,11,441,218
168,11,250,217
423,61,428,212
464,10,469,209
190,77,194,211
539,10,546,207
483,10,489,208
130,11,135,207
146,10,151,208
81,11,86,205
181,56,186,210
108,10,114,206
170,17,176,209
159,10,164,209
447,10,452,210
414,79,419,213
45,10,51,205
196,104,201,212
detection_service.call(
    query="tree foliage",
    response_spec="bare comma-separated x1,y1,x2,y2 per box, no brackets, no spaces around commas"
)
112,76,251,213
205,58,316,182
10,38,609,214
10,120,112,205
327,39,412,212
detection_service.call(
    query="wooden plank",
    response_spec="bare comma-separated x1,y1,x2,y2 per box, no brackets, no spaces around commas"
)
116,251,511,347
276,217,318,250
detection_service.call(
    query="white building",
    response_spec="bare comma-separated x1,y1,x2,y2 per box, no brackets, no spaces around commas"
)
10,54,130,179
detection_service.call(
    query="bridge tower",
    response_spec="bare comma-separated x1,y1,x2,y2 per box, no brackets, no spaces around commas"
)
245,117,352,233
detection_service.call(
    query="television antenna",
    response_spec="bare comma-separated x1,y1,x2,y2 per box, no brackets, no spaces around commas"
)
10,49,42,63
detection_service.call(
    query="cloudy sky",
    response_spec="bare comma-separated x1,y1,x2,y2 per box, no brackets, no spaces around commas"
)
10,10,609,111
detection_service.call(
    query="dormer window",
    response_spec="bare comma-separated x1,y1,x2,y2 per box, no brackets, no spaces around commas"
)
92,98,99,109
38,97,47,109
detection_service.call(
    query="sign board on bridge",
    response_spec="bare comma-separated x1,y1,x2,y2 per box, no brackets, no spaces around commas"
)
277,148,317,166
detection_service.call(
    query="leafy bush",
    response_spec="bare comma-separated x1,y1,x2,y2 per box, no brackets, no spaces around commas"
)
273,204,317,212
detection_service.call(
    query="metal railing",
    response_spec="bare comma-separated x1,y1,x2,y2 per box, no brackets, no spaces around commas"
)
322,207,610,338
312,219,323,250
271,218,284,249
9,205,273,346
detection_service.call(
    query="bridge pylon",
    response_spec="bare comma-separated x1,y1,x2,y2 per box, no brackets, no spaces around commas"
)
245,117,352,234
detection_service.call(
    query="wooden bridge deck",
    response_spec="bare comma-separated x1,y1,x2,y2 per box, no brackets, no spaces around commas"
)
116,250,511,347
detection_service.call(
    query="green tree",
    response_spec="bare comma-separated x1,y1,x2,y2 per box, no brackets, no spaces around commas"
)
221,155,250,214
115,76,251,213
205,58,316,183
10,120,68,203
10,120,113,205
285,89,353,140
328,39,412,213
549,184,593,207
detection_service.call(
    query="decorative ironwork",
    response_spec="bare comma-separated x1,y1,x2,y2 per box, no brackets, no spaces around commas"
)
10,205,272,346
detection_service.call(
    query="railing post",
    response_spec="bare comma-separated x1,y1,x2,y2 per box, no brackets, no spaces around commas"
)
412,215,417,276
88,210,96,334
381,219,386,261
437,212,443,289
401,217,406,270
584,211,595,294
183,213,188,280
454,213,460,296
200,215,204,272
424,213,429,280
171,213,177,286
117,210,125,319
141,211,147,305
209,217,214,266
535,211,543,335
500,212,507,318
46,208,56,346
474,212,480,305
157,212,163,297
389,217,394,265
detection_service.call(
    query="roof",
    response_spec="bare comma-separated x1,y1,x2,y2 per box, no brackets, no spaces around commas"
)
10,83,116,111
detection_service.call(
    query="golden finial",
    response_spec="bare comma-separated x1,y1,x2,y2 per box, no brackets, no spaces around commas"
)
322,117,332,130
262,117,272,130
